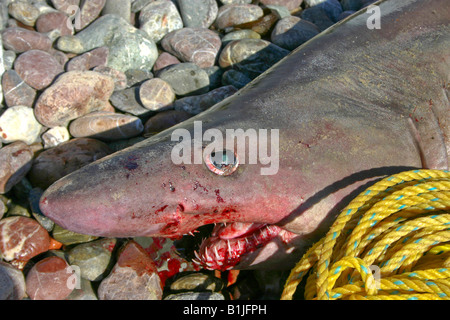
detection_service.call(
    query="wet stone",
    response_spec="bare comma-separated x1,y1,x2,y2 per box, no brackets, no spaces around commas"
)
34,71,115,128
66,47,109,71
164,292,225,300
14,49,64,90
139,0,183,43
26,256,74,300
215,4,264,30
259,0,304,11
0,261,26,300
173,85,238,115
153,52,180,73
35,11,73,36
157,63,210,97
219,39,289,78
2,69,36,108
67,238,116,281
139,78,175,111
98,241,163,300
222,69,252,89
8,0,40,27
271,16,321,50
299,6,335,31
56,14,158,72
52,224,98,246
0,143,34,195
28,138,111,190
42,126,70,149
69,111,144,141
2,27,52,53
161,28,222,68
109,87,151,116
144,110,191,136
178,0,218,29
0,216,50,263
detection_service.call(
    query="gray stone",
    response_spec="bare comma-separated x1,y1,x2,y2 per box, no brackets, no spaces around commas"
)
221,29,261,47
67,238,116,281
300,6,335,31
178,0,218,28
139,0,183,43
42,126,70,149
0,261,26,300
102,0,131,23
3,50,15,70
52,224,98,246
0,34,4,105
125,69,153,87
157,63,210,97
169,272,225,292
8,0,40,27
56,14,158,72
110,87,152,116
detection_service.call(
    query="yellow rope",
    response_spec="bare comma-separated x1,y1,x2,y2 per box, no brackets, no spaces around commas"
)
281,169,450,300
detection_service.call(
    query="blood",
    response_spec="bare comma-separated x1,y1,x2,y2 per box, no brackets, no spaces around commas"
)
154,205,168,215
124,155,139,170
215,189,224,203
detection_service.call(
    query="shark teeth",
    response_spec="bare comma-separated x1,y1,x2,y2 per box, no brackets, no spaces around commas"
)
194,224,283,271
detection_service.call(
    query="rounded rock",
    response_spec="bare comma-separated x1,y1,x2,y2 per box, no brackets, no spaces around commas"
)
139,78,175,111
0,142,34,194
66,47,109,72
0,261,26,300
271,16,321,50
98,241,162,300
67,238,116,281
0,216,50,262
0,106,43,145
109,87,151,116
14,50,64,90
161,28,222,68
1,70,36,108
178,0,218,28
8,0,40,26
69,111,144,141
2,27,52,53
144,110,191,136
157,63,210,97
152,52,181,73
35,11,73,36
25,256,74,300
215,4,264,30
28,138,111,189
34,71,115,128
42,126,70,149
259,0,304,11
139,0,183,43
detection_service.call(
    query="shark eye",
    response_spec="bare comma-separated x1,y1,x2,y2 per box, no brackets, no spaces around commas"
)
205,149,239,176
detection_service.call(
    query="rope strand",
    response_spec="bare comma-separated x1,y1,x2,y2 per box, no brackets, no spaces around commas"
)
281,169,450,300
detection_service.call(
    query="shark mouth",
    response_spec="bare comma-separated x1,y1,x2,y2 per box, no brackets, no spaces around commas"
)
192,222,294,271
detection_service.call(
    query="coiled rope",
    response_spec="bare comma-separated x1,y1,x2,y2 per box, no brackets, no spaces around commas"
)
281,169,450,300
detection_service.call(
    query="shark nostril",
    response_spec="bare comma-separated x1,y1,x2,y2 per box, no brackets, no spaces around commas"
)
205,149,239,176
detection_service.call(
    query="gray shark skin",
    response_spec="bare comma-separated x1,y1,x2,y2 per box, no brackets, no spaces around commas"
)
40,0,449,270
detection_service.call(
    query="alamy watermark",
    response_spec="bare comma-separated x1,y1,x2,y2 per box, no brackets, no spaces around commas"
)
171,121,279,176
366,4,381,29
